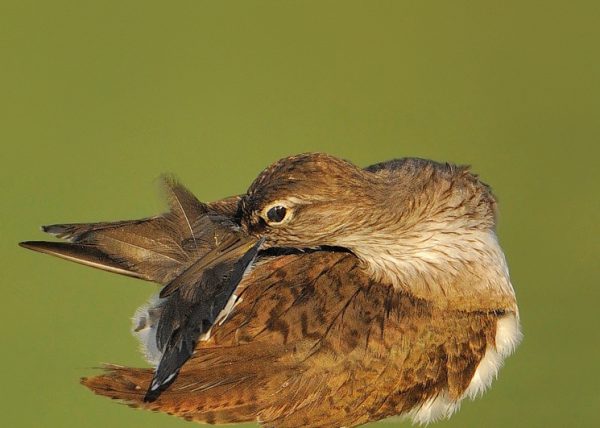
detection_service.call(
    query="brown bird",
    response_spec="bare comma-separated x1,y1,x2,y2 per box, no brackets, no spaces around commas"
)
20,153,521,427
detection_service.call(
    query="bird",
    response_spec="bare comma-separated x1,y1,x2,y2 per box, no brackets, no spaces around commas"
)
20,153,521,427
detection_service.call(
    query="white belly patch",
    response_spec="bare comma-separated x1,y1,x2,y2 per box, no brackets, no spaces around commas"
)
131,292,243,368
409,313,522,424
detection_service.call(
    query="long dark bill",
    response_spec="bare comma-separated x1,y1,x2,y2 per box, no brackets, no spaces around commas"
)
145,235,265,402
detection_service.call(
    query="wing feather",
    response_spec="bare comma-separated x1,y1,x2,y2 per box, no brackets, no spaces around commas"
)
20,177,242,284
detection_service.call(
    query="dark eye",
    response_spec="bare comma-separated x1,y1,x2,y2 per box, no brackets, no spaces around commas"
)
266,206,287,223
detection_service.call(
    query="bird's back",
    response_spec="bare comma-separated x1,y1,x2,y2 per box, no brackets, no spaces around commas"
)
84,250,506,427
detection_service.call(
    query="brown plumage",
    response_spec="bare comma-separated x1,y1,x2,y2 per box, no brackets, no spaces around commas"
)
20,153,521,427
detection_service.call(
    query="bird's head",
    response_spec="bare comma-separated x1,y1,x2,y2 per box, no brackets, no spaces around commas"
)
239,153,375,250
238,152,500,287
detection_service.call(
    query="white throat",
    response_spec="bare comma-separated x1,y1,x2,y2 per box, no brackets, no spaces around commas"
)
351,225,517,309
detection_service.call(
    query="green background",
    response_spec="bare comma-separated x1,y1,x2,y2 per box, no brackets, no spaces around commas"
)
1,1,598,427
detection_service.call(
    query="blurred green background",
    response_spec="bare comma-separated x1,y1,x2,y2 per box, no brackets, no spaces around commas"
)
1,1,598,427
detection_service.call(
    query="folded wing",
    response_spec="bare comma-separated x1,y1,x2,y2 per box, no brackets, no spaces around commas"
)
82,251,499,428
20,177,241,284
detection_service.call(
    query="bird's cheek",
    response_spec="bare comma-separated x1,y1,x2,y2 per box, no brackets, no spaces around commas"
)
319,232,351,250
269,232,294,248
245,216,267,235
261,230,298,249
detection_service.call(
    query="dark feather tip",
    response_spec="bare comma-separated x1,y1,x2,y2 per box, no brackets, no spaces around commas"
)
19,241,39,250
143,390,159,403
143,374,177,402
19,240,66,253
41,224,69,234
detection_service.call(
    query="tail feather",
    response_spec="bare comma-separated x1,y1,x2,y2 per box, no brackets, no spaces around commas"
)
81,364,264,424
81,365,152,403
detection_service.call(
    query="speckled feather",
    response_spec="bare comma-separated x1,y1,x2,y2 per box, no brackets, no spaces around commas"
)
82,251,500,427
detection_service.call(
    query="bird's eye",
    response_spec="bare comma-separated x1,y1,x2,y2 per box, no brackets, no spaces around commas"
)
266,205,287,223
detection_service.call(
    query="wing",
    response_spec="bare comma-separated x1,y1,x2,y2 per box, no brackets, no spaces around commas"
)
20,178,262,399
82,251,500,428
146,236,263,401
19,177,242,285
